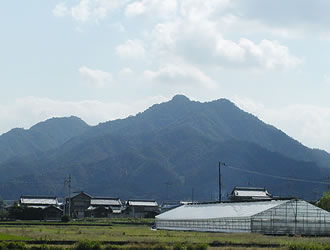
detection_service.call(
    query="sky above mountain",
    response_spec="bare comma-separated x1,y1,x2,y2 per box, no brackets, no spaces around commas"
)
1,0,330,152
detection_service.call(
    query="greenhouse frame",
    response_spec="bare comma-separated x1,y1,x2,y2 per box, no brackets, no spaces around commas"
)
155,199,330,236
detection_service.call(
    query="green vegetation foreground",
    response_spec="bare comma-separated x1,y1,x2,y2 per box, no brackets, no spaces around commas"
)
0,218,329,249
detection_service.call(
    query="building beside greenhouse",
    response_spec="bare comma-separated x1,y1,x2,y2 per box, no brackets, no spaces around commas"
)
155,199,330,236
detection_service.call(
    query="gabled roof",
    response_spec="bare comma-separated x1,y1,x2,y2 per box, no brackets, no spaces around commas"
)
91,197,122,206
43,205,63,212
229,187,271,199
68,191,92,199
20,195,58,206
156,200,288,220
127,199,158,207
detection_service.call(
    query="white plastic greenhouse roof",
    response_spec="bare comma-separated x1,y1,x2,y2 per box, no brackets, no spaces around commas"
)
156,200,288,220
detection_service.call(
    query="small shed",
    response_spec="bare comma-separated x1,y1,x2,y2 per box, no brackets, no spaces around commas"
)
155,199,330,236
85,197,122,218
43,205,63,221
228,187,272,201
125,199,159,218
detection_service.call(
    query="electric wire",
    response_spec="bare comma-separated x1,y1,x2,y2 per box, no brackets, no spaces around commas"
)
226,164,330,185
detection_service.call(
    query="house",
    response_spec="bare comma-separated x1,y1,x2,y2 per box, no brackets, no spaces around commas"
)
228,187,272,201
160,201,183,213
43,205,63,221
66,191,92,219
85,197,122,218
17,195,62,220
19,195,59,208
124,199,159,218
66,192,124,218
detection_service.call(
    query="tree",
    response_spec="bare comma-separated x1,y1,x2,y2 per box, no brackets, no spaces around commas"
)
317,190,330,212
0,196,8,220
0,196,4,209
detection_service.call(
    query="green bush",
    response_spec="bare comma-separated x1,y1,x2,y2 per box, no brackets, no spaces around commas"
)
173,242,185,250
288,242,329,250
104,245,120,250
0,241,27,249
152,243,167,250
194,243,208,250
0,209,8,220
30,245,64,250
74,240,102,250
317,191,330,212
186,243,208,250
61,215,71,222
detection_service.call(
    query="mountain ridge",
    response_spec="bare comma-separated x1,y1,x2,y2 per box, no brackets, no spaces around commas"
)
0,116,90,164
0,95,329,200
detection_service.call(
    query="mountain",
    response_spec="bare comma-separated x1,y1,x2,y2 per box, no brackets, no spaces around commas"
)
0,95,329,200
0,116,90,164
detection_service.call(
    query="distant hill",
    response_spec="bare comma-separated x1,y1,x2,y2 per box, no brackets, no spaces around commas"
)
0,96,329,200
0,116,89,164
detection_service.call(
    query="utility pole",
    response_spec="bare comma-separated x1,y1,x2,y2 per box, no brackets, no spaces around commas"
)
164,181,172,202
219,162,226,202
68,175,71,217
64,175,72,216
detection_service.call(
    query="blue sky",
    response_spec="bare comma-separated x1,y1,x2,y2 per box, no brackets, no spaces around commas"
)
1,0,330,152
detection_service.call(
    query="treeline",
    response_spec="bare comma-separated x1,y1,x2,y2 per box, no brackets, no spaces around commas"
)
6,204,43,220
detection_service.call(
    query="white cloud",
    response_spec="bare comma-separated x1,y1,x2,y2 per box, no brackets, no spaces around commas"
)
125,0,177,20
180,0,231,21
52,3,69,17
119,67,133,77
112,22,126,33
235,0,330,37
324,74,330,84
234,97,330,152
151,19,301,70
239,39,302,70
71,0,90,22
54,0,122,22
116,39,145,59
79,66,113,87
143,62,217,89
215,37,245,63
0,95,168,136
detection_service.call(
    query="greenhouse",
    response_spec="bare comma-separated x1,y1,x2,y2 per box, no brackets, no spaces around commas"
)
155,199,330,236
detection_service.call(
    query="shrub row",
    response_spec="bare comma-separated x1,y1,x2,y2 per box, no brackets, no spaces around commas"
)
288,242,330,250
0,240,208,250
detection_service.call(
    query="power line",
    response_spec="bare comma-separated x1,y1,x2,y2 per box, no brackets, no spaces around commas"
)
226,164,330,185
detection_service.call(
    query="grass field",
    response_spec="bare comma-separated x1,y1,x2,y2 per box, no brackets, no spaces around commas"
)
0,218,330,249
0,233,30,241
